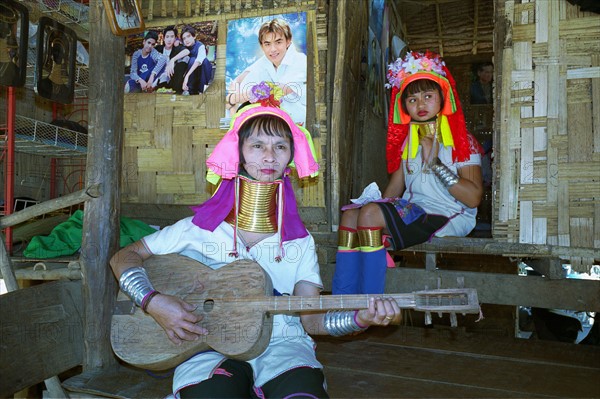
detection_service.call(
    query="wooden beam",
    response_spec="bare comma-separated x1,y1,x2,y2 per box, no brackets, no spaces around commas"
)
435,2,444,56
148,0,154,20
425,252,437,271
442,53,495,65
398,237,599,260
399,0,465,5
388,268,600,312
6,260,83,281
329,0,346,228
404,34,493,41
79,1,124,371
0,184,100,229
0,280,83,397
143,4,315,27
320,264,600,312
0,236,18,292
527,258,564,280
472,0,480,54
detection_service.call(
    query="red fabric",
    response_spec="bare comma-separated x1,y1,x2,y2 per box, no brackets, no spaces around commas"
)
386,86,408,174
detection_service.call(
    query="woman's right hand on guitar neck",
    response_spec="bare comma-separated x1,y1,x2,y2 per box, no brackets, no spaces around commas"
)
145,293,208,345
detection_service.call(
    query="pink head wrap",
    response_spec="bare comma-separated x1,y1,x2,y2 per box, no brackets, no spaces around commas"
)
206,104,319,180
191,102,319,257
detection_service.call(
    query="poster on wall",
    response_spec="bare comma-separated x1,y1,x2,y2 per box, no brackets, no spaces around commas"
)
225,12,307,126
36,17,77,104
124,22,217,95
0,0,28,88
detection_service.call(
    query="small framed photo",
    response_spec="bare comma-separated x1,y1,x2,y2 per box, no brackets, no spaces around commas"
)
36,17,77,104
0,0,29,88
103,0,145,37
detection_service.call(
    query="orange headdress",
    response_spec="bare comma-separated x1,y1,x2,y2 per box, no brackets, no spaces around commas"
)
385,51,473,173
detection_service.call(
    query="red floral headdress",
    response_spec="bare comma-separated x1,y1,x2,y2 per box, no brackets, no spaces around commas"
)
385,51,474,173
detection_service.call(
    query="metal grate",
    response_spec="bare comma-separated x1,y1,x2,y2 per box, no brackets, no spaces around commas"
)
0,115,87,157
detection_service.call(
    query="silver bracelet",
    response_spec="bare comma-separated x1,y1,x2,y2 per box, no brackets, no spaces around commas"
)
119,267,155,307
324,310,367,336
432,157,459,188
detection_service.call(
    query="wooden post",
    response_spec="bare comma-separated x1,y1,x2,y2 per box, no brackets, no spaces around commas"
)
329,0,345,229
79,0,124,371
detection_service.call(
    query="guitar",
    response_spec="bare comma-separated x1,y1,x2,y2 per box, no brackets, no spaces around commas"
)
111,254,480,371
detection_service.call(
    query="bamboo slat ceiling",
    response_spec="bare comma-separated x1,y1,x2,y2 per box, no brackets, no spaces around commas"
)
394,0,494,57
140,0,317,21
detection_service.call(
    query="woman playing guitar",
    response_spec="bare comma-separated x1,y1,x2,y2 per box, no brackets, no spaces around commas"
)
109,85,401,399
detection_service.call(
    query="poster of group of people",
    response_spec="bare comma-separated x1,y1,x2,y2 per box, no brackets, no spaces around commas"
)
124,21,217,95
123,12,307,126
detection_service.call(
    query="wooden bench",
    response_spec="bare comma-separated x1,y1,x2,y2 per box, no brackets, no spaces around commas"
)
395,236,599,278
313,233,600,312
0,280,83,397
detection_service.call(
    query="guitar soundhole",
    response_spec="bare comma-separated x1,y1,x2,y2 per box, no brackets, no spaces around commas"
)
203,299,215,313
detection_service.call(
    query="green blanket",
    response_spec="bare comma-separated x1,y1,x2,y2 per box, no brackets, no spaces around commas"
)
23,210,157,258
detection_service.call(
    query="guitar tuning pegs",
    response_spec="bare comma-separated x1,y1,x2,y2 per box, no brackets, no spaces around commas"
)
425,311,432,325
450,312,458,327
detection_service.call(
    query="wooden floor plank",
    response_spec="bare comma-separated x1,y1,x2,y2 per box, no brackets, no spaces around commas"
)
63,326,600,399
364,326,600,368
317,339,599,398
315,327,600,398
323,367,549,398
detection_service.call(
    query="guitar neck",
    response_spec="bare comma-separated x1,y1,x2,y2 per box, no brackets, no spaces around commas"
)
267,294,416,313
252,289,479,314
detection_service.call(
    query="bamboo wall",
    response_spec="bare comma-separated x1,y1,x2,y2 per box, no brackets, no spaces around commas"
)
122,0,328,228
496,0,599,270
